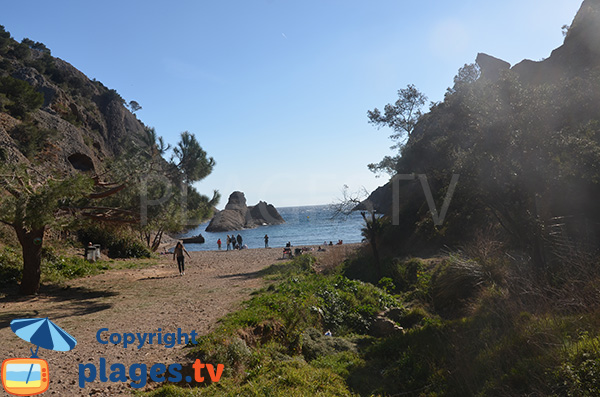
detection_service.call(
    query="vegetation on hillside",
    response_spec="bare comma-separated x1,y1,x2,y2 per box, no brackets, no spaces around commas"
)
136,248,600,396
0,25,219,294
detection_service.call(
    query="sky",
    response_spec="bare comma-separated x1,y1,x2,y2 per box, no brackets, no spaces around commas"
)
1,0,583,208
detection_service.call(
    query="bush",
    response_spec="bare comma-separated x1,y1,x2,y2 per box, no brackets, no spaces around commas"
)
0,246,22,286
41,246,107,283
0,245,109,289
301,327,357,361
0,76,44,119
77,225,151,259
8,123,57,159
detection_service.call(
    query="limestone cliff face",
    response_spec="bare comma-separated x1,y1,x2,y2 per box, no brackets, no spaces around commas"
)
205,191,285,232
0,40,149,172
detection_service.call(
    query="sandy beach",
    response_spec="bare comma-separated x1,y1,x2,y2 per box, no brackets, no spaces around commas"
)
0,244,361,396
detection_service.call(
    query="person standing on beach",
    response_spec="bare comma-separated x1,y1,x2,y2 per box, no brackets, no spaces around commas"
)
237,234,243,249
226,235,231,251
264,234,269,248
173,241,191,276
217,238,222,250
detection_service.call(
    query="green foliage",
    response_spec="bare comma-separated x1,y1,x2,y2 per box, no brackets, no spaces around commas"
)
7,42,30,60
0,245,109,289
40,246,107,283
0,76,44,118
128,100,142,113
0,246,22,286
21,38,51,55
156,255,398,396
77,225,151,259
367,84,428,174
377,66,600,265
0,167,94,231
259,254,315,279
98,88,125,109
172,131,215,184
8,123,58,159
377,276,394,293
0,25,11,53
99,130,218,251
300,328,357,361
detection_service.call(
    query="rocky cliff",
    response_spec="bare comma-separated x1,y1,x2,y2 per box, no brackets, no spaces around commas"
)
0,29,150,174
205,191,285,232
361,0,600,214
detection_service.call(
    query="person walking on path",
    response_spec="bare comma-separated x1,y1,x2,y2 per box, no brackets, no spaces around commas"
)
226,235,231,251
237,234,243,249
217,238,222,250
264,234,269,248
173,241,191,276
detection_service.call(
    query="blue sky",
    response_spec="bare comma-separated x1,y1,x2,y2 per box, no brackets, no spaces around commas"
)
2,0,582,207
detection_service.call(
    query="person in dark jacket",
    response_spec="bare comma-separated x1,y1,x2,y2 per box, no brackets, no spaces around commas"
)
173,241,191,276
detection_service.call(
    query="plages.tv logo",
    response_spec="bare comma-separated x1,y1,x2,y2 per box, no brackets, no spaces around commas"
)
2,318,77,396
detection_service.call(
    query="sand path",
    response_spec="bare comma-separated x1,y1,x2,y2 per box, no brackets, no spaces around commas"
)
0,247,306,396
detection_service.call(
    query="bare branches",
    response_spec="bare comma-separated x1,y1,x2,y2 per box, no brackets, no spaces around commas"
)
330,185,372,218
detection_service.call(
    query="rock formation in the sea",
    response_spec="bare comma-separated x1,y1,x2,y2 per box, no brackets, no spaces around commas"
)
205,191,285,232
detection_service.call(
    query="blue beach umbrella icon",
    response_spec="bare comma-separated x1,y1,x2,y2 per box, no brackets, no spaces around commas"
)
10,318,77,357
10,318,77,385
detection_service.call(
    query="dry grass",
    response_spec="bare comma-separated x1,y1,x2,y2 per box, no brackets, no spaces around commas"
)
313,243,364,274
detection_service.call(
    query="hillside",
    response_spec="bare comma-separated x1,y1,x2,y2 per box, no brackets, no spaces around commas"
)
0,26,219,295
363,0,600,259
0,26,148,172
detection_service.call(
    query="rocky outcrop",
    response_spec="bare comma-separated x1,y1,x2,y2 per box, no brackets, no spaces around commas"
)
0,39,150,175
476,53,510,82
205,191,285,232
361,0,600,216
510,0,600,85
354,183,393,214
247,201,285,228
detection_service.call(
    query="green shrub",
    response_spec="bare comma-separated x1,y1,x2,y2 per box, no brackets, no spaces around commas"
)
300,327,357,361
431,254,487,314
553,334,600,395
8,123,57,159
77,225,151,259
259,254,315,279
41,246,107,283
0,76,43,118
341,254,381,284
0,246,22,286
397,306,428,329
377,276,395,293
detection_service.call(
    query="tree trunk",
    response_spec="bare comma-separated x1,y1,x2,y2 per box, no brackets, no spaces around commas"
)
151,229,164,252
361,212,381,270
15,226,45,295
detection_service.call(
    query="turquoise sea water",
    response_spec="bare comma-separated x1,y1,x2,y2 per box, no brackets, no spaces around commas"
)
179,205,365,251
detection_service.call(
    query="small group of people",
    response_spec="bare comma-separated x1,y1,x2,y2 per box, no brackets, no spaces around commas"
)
225,234,244,250
324,240,343,246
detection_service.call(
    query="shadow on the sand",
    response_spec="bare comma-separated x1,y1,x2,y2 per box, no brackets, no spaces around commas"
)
137,275,181,281
0,285,117,330
216,270,264,280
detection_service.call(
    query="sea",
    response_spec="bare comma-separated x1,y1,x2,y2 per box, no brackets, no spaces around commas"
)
178,205,366,251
